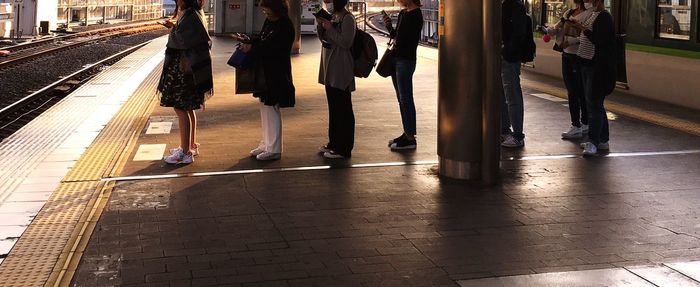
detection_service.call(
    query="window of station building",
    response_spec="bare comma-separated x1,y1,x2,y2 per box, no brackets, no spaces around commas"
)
657,0,692,40
543,0,569,25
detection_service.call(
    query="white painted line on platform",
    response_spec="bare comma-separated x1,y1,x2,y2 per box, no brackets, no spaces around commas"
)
145,122,173,135
0,202,45,214
104,149,700,183
0,239,16,256
457,268,655,287
666,261,700,282
627,265,700,287
530,93,567,102
0,226,26,239
133,144,166,161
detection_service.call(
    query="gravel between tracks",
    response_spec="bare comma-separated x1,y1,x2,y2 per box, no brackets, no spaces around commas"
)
0,29,168,109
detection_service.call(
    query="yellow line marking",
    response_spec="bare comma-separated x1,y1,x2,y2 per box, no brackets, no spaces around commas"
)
522,79,700,137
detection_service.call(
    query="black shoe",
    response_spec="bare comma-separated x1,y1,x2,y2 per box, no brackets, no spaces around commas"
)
390,136,417,150
388,134,405,147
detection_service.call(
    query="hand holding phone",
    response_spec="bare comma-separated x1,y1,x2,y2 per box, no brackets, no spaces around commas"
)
158,20,175,28
381,10,392,26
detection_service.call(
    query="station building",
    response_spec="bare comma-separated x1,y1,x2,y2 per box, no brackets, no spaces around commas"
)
0,0,164,38
528,0,700,51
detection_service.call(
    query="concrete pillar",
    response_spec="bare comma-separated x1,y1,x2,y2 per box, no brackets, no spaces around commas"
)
288,0,302,54
437,0,501,183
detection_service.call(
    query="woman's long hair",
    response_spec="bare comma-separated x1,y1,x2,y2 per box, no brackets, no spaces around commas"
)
410,0,423,7
260,0,290,18
175,0,204,10
333,0,349,12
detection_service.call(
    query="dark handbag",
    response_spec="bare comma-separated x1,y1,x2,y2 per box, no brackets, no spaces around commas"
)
235,63,266,94
376,41,395,78
553,43,564,52
227,45,253,69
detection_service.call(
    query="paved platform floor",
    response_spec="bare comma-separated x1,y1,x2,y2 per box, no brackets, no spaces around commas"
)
68,36,700,286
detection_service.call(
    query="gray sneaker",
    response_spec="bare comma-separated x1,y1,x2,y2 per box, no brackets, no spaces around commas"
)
561,125,583,139
597,142,609,150
256,151,281,161
501,135,524,148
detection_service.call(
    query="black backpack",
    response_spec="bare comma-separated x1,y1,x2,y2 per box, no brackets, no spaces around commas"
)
352,28,378,78
521,13,537,63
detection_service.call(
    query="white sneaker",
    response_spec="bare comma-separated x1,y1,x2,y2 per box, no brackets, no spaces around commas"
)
250,147,265,157
163,149,193,164
170,143,200,157
323,150,346,159
598,142,609,150
318,144,332,154
582,142,597,156
501,135,524,148
256,151,281,161
582,124,589,134
561,126,583,139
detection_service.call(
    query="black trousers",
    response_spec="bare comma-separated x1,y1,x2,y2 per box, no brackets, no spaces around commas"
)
325,85,355,157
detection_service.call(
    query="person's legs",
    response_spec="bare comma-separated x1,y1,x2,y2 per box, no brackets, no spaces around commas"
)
175,108,191,154
581,65,602,146
325,85,339,151
331,87,354,157
261,104,282,153
501,59,524,140
187,110,199,153
562,54,581,127
395,57,417,139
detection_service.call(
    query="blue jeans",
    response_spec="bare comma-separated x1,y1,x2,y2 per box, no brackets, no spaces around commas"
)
562,53,588,127
391,57,417,136
501,59,524,140
581,65,609,145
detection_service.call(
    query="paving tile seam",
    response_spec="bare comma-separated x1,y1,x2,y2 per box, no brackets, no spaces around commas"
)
661,263,700,284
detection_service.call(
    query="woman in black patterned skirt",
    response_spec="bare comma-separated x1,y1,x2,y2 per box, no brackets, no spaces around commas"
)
158,0,213,164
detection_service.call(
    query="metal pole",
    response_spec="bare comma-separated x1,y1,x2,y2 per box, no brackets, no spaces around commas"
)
437,0,484,180
437,0,500,183
481,0,502,184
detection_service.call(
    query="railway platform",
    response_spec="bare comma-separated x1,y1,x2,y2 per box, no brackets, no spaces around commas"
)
1,35,700,286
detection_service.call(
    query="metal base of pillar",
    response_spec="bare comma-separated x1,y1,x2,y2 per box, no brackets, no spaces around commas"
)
438,157,480,180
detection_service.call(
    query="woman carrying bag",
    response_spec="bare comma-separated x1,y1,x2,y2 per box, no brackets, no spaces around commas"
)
158,0,213,164
240,0,296,161
545,0,593,140
316,0,356,159
569,0,616,156
383,0,423,150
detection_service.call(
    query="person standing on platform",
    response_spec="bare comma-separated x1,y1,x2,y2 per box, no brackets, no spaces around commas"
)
316,0,357,159
545,0,593,140
569,0,616,156
241,0,296,161
501,0,528,148
383,0,424,150
158,0,213,164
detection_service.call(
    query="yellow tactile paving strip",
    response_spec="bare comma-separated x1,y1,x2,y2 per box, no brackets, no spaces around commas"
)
522,79,700,137
0,62,161,287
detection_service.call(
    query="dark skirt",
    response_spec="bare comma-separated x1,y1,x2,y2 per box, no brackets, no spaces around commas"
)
158,50,205,111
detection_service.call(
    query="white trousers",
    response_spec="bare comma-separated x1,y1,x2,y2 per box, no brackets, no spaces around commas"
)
259,103,282,153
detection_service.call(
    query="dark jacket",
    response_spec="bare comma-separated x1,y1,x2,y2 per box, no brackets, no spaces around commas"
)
160,8,213,97
251,17,296,107
582,10,616,97
501,0,527,62
387,8,424,60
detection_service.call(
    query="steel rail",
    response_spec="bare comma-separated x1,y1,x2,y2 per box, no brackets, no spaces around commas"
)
0,25,162,70
0,41,151,121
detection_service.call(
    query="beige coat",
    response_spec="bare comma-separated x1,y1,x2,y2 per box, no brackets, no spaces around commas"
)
318,13,356,91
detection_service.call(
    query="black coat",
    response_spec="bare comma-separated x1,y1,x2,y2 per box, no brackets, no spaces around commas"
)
582,10,616,97
251,17,296,107
501,0,527,62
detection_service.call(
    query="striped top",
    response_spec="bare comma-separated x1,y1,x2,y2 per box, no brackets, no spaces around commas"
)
577,11,601,60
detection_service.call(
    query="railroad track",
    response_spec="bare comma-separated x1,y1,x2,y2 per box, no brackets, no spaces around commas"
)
0,42,150,140
0,22,163,70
